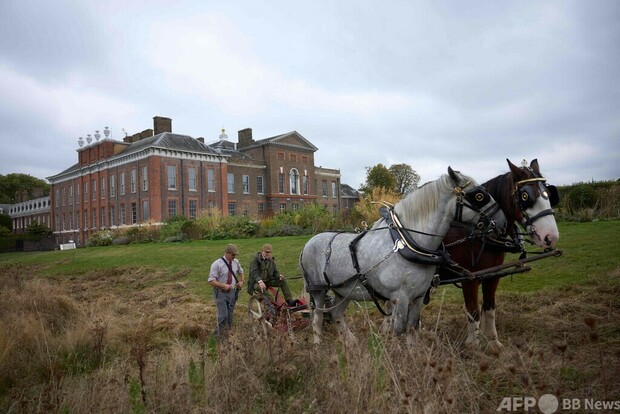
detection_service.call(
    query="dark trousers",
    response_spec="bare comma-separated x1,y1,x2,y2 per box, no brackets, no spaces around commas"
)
252,278,293,301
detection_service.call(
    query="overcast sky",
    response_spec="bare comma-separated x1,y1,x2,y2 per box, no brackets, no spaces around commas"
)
1,0,618,189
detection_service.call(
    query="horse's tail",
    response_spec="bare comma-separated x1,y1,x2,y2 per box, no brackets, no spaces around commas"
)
299,248,308,287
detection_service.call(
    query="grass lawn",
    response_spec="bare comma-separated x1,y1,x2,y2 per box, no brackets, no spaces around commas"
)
1,220,618,413
1,220,618,300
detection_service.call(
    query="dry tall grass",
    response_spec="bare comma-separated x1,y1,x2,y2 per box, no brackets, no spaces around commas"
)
1,263,618,413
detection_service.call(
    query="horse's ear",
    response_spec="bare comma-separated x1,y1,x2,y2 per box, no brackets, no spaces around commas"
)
448,166,459,183
529,158,540,173
507,159,521,178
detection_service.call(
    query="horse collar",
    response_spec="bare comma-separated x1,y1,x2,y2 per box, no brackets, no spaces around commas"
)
379,206,454,267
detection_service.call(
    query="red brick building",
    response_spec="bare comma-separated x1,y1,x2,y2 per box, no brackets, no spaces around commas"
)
47,116,344,245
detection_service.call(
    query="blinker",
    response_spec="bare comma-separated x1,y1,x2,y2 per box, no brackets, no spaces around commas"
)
464,186,491,207
546,184,560,207
516,181,560,210
517,185,536,209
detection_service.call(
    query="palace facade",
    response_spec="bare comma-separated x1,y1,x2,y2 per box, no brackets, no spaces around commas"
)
47,116,347,245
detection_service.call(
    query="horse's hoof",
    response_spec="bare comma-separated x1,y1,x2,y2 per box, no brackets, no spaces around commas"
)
489,339,503,348
486,340,503,355
406,334,417,347
344,334,358,346
465,339,480,349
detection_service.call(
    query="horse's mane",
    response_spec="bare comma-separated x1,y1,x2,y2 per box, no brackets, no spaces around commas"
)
483,167,530,229
394,173,458,227
483,172,513,211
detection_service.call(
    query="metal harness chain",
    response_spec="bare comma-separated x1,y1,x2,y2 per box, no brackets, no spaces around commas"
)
312,240,400,314
360,239,400,274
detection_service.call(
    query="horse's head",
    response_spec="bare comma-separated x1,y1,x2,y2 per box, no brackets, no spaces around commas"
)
507,159,560,248
448,167,507,235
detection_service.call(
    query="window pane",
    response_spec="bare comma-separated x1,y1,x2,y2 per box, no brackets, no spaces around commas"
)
131,169,136,193
168,199,177,218
142,201,149,221
242,175,249,193
110,175,116,197
227,173,235,193
189,168,196,191
257,176,264,194
208,169,215,191
290,169,299,195
142,166,148,191
168,166,176,189
189,200,197,219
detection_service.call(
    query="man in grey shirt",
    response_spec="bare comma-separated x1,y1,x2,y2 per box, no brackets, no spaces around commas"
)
208,244,245,338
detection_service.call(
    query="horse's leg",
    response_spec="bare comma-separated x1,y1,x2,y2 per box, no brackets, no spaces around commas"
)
331,297,356,346
462,280,481,348
390,292,410,335
480,279,502,348
405,297,424,347
380,300,392,334
310,290,326,345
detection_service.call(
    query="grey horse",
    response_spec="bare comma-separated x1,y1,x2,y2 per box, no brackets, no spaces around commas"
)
300,167,506,345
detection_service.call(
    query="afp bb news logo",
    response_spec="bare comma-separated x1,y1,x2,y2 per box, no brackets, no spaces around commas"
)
497,394,620,413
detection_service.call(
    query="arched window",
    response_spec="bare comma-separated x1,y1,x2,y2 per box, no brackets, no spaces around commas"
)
290,168,300,195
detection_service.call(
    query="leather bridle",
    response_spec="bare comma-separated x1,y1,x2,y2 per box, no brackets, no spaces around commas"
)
513,176,556,228
454,181,502,232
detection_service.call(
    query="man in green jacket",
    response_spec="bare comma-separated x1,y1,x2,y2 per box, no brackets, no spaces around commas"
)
248,243,298,307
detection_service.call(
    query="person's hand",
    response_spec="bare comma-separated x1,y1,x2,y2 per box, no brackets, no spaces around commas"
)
279,274,285,281
236,280,244,289
227,284,233,292
258,280,266,292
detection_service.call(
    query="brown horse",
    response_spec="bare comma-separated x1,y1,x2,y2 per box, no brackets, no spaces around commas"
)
438,159,560,348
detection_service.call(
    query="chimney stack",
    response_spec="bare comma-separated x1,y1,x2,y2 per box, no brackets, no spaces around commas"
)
153,116,172,135
140,129,154,140
238,128,254,148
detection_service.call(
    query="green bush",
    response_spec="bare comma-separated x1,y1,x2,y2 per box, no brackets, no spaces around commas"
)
160,217,187,242
256,204,340,236
0,213,10,231
25,222,52,239
205,215,258,240
556,180,619,221
297,203,335,233
263,224,305,237
566,185,597,213
123,226,160,244
88,230,115,247
181,220,202,240
194,209,223,235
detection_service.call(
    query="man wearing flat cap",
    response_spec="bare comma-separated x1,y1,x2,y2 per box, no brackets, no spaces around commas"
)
248,243,298,307
208,243,244,337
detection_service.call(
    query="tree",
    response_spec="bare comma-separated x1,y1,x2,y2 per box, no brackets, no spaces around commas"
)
0,213,10,231
26,222,51,239
0,173,50,204
359,164,396,193
389,163,420,195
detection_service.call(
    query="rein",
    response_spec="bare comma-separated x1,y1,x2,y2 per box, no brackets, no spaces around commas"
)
378,205,456,267
306,179,500,317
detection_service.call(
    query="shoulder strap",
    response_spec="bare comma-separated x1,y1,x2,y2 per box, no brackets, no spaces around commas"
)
221,257,239,284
